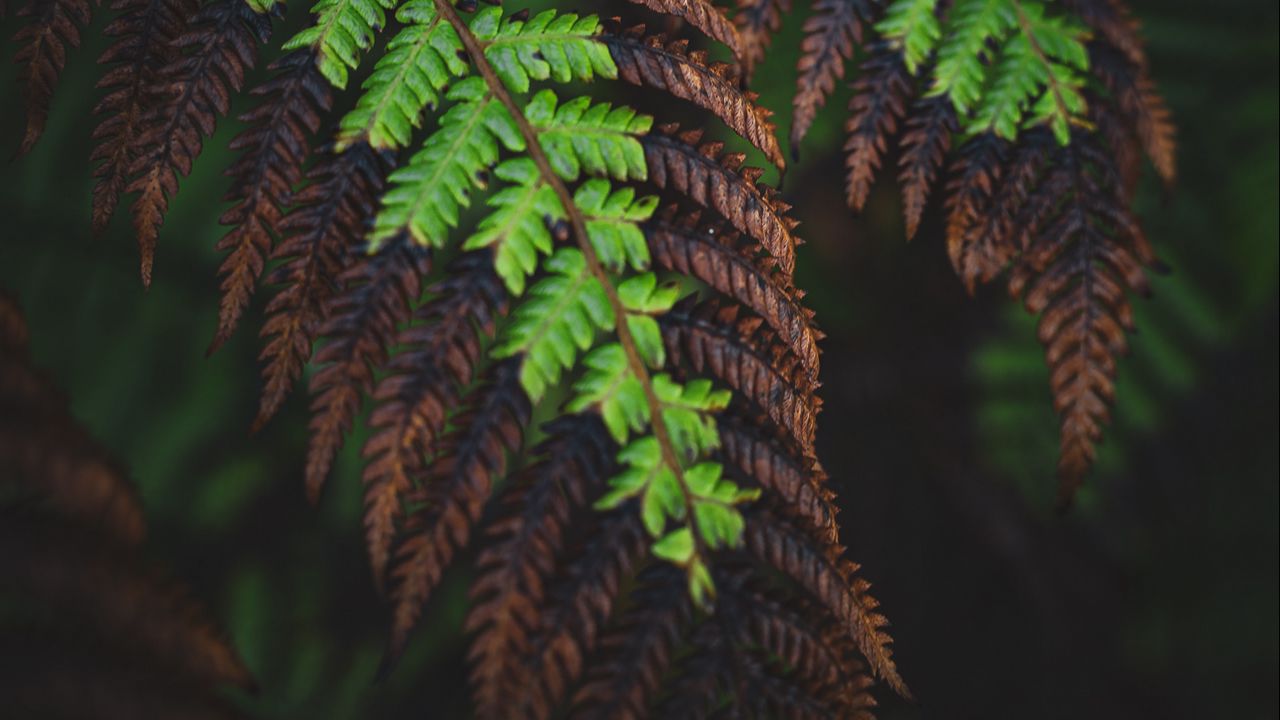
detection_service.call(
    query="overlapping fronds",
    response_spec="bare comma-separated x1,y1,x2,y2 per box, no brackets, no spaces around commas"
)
877,0,1090,143
124,0,276,285
1006,115,1157,504
304,238,430,500
89,0,195,233
0,293,253,718
751,0,1175,497
210,49,333,351
792,0,874,153
362,252,507,587
733,0,791,77
935,4,1173,499
602,26,786,170
252,142,392,430
625,0,741,56
2,0,918,715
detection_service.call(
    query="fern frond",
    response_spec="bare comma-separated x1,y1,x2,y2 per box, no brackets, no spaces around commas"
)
125,0,275,285
971,2,1089,144
214,0,398,349
953,128,1054,291
1006,119,1155,504
282,0,398,88
876,0,1090,143
655,602,861,719
625,0,741,55
928,0,1018,114
717,414,840,545
745,505,910,698
1090,39,1176,184
386,359,530,666
304,239,430,501
568,565,692,720
661,298,819,458
719,578,877,716
210,49,334,352
466,416,617,719
371,80,519,249
360,0,767,630
731,0,790,77
334,0,469,151
642,126,798,275
844,44,912,211
212,0,403,346
11,0,92,155
792,0,873,153
361,252,507,586
89,0,196,234
3,0,920,712
253,143,392,429
498,509,649,719
897,94,956,239
944,132,1009,288
875,0,941,73
604,27,786,171
647,207,821,380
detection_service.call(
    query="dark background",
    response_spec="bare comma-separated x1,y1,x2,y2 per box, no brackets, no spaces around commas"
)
1,0,1276,717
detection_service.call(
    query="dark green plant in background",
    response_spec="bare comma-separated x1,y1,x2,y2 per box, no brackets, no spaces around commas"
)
1,0,1276,719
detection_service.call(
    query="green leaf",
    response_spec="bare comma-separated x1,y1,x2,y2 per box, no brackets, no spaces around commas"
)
580,182,657,274
692,500,745,550
494,248,615,401
881,0,1090,144
284,0,400,88
654,375,730,463
529,92,652,182
929,0,1018,113
464,159,564,295
371,79,523,249
480,10,618,94
877,0,943,73
567,343,648,443
336,5,469,150
617,273,678,368
688,557,715,608
652,527,694,564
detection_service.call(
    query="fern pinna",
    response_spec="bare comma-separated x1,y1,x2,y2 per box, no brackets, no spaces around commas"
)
7,0,907,715
748,0,1177,503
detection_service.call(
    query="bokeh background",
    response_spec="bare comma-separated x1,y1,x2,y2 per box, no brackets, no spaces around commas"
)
1,0,1275,717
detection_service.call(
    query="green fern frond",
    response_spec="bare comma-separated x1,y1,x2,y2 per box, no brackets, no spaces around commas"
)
474,8,617,92
875,0,942,73
878,0,1090,143
492,246,615,402
371,78,521,248
283,0,400,88
528,91,652,182
578,181,657,274
930,0,1017,114
463,159,562,295
357,3,758,603
1006,3,1089,143
335,1,468,150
